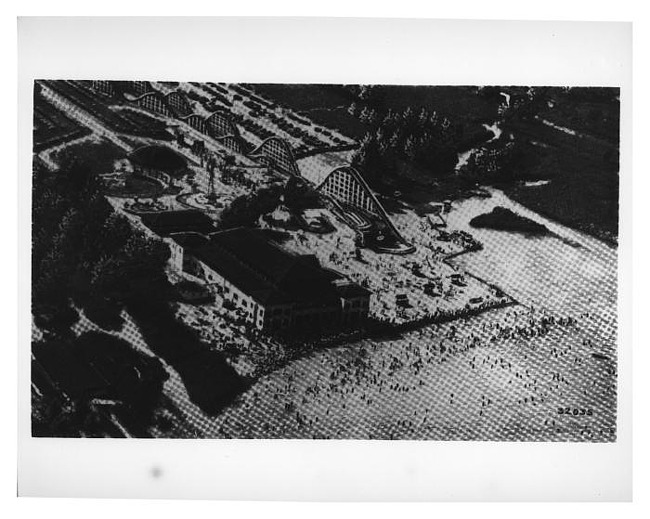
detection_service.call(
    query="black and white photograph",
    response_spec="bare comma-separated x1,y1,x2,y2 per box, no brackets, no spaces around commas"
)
30,78,619,441
15,15,637,503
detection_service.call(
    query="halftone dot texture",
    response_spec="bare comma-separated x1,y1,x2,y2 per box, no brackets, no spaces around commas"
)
32,81,618,441
36,191,616,442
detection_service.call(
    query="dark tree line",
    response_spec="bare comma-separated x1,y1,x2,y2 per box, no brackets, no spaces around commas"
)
32,151,247,436
342,84,468,186
457,140,522,183
31,154,174,436
32,332,169,438
216,184,284,230
349,105,460,185
32,157,170,331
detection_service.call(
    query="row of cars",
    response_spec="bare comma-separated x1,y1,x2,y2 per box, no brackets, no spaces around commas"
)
199,82,355,156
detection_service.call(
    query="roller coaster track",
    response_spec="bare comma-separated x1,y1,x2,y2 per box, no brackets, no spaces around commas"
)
85,80,413,253
248,137,301,176
92,81,297,170
314,166,415,254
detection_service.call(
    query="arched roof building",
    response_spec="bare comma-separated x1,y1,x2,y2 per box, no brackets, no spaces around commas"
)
128,145,188,182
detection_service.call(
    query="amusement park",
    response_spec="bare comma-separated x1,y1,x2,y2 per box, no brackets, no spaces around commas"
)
31,79,619,443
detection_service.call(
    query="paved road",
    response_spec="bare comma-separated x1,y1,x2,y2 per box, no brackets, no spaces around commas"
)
40,85,134,151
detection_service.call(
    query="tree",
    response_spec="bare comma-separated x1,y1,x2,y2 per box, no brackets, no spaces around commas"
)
358,85,375,102
388,130,401,151
375,128,389,149
381,109,397,128
217,185,283,230
404,135,418,161
402,106,415,125
32,154,172,336
351,134,382,181
223,153,236,167
357,84,385,108
457,139,522,183
33,207,82,305
358,106,377,125
477,86,502,100
424,144,458,177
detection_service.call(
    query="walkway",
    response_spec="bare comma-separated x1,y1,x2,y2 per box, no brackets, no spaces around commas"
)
40,84,134,152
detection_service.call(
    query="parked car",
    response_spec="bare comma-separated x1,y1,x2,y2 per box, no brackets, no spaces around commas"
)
395,294,410,307
423,283,441,297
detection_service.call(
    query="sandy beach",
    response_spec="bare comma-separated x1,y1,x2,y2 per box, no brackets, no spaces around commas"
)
160,190,617,441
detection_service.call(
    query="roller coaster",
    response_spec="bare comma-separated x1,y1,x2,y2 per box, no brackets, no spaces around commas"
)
91,80,298,173
89,80,414,254
248,137,301,177
315,166,415,254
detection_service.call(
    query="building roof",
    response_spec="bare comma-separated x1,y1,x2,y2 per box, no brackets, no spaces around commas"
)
139,210,216,237
186,228,362,307
332,279,372,299
170,232,211,249
128,145,187,176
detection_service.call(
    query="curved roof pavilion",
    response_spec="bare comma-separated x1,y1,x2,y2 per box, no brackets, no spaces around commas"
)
128,145,188,178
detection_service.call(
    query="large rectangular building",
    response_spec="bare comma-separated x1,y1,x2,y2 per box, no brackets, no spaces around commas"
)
170,228,371,335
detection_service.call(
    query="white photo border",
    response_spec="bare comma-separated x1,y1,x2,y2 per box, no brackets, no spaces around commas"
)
17,16,633,501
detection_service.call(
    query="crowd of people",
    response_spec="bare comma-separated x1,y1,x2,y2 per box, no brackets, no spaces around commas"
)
281,215,503,328
209,303,614,441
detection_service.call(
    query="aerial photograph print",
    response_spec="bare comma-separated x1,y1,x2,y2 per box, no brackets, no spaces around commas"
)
30,80,619,441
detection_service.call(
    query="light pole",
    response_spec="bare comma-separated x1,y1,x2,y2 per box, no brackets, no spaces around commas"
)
206,158,217,203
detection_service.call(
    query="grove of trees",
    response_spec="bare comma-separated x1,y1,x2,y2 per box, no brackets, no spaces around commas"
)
32,156,171,332
350,105,460,186
32,332,169,437
32,146,247,436
343,84,473,186
216,184,284,230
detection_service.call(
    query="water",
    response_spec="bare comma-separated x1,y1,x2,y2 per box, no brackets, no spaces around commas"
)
455,122,502,170
204,108,618,440
535,116,578,136
482,122,502,142
455,149,473,171
445,189,617,351
150,128,618,439
195,189,618,440
447,115,614,342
